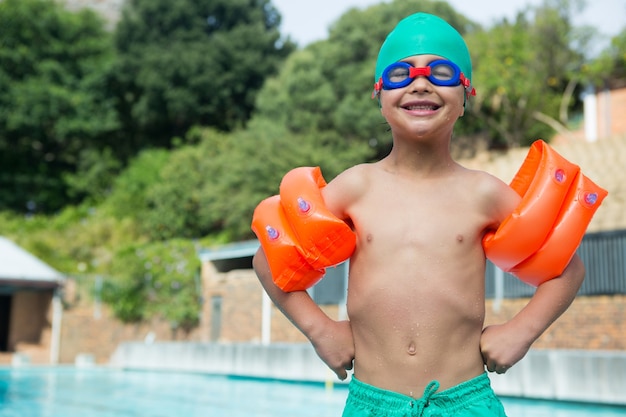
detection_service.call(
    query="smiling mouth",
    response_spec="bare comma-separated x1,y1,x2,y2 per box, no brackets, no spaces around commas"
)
403,104,440,111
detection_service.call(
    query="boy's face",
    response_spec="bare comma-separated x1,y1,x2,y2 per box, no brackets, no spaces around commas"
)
379,54,465,139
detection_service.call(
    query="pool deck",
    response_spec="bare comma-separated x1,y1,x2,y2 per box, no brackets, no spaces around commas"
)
108,343,626,406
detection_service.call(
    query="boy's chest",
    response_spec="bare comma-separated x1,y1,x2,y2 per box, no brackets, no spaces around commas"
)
352,182,486,249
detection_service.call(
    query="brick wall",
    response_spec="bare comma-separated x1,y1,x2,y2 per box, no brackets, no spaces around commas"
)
201,263,335,344
58,302,203,364
485,295,626,350
6,277,204,365
10,265,622,365
203,267,626,350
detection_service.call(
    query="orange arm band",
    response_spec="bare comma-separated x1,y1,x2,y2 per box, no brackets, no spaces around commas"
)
509,171,607,286
279,167,356,269
483,140,607,286
251,195,325,292
251,167,356,292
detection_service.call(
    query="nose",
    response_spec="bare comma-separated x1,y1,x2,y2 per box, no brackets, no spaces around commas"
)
408,75,432,92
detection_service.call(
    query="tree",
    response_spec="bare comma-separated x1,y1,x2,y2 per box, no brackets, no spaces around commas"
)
101,239,201,333
610,28,626,85
193,118,371,240
466,0,586,147
0,0,117,212
108,0,295,152
103,148,171,223
585,27,626,89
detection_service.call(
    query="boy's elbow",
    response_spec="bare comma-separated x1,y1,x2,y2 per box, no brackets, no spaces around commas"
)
252,248,272,282
567,254,585,288
252,249,264,274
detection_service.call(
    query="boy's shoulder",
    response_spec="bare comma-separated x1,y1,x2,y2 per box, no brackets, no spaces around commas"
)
457,164,506,187
325,163,376,202
334,163,376,184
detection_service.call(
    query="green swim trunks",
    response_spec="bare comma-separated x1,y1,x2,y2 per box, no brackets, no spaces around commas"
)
342,372,507,416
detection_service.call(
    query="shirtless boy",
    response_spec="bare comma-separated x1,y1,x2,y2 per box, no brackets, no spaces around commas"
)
253,13,585,416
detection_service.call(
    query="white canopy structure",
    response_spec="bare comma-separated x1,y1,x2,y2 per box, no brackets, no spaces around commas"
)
0,237,64,364
0,236,64,287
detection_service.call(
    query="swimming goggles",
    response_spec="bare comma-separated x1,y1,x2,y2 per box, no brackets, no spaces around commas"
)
372,59,476,98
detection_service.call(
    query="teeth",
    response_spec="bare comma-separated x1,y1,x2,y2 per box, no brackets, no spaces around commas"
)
406,105,435,110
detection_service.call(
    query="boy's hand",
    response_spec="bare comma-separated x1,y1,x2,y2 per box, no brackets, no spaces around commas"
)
481,256,585,375
480,323,532,374
310,320,355,380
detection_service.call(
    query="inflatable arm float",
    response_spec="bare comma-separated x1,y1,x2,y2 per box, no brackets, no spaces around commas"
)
251,167,356,292
483,140,608,287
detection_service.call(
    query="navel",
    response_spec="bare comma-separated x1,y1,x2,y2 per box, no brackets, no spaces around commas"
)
366,233,373,243
407,341,417,356
456,234,464,243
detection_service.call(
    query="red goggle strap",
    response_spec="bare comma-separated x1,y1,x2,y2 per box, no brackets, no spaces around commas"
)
372,78,384,98
460,74,476,97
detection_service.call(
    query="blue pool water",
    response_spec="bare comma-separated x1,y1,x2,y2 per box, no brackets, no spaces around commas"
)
1,367,625,417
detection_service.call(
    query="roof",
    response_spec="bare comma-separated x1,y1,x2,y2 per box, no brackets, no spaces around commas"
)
198,240,259,273
198,240,259,262
0,237,65,288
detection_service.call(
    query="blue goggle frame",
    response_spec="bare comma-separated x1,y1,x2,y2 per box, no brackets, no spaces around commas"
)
372,59,475,98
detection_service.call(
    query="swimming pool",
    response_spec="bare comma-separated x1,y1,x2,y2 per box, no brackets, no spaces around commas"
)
1,367,625,417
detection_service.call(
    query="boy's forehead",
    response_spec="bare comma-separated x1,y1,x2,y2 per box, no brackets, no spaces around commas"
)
375,13,472,81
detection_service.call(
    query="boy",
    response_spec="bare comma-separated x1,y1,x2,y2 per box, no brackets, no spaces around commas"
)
253,13,585,416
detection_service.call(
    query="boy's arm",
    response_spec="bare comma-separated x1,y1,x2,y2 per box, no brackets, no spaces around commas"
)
480,254,585,374
252,248,355,380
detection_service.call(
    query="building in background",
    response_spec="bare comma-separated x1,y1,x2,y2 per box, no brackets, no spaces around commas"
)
0,237,65,365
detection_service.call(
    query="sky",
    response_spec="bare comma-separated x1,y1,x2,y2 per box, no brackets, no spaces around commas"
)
271,0,625,51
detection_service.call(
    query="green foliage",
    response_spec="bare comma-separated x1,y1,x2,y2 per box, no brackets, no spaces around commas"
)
196,118,372,239
139,140,219,240
0,204,142,277
466,0,586,147
103,148,171,221
109,0,295,150
124,118,372,242
612,29,626,79
63,148,123,204
585,27,626,88
0,0,117,212
1,205,200,330
102,239,201,330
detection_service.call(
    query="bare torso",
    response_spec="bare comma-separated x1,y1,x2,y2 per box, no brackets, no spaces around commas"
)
342,161,496,396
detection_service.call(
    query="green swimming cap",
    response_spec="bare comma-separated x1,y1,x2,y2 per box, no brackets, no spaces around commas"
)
375,13,472,84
